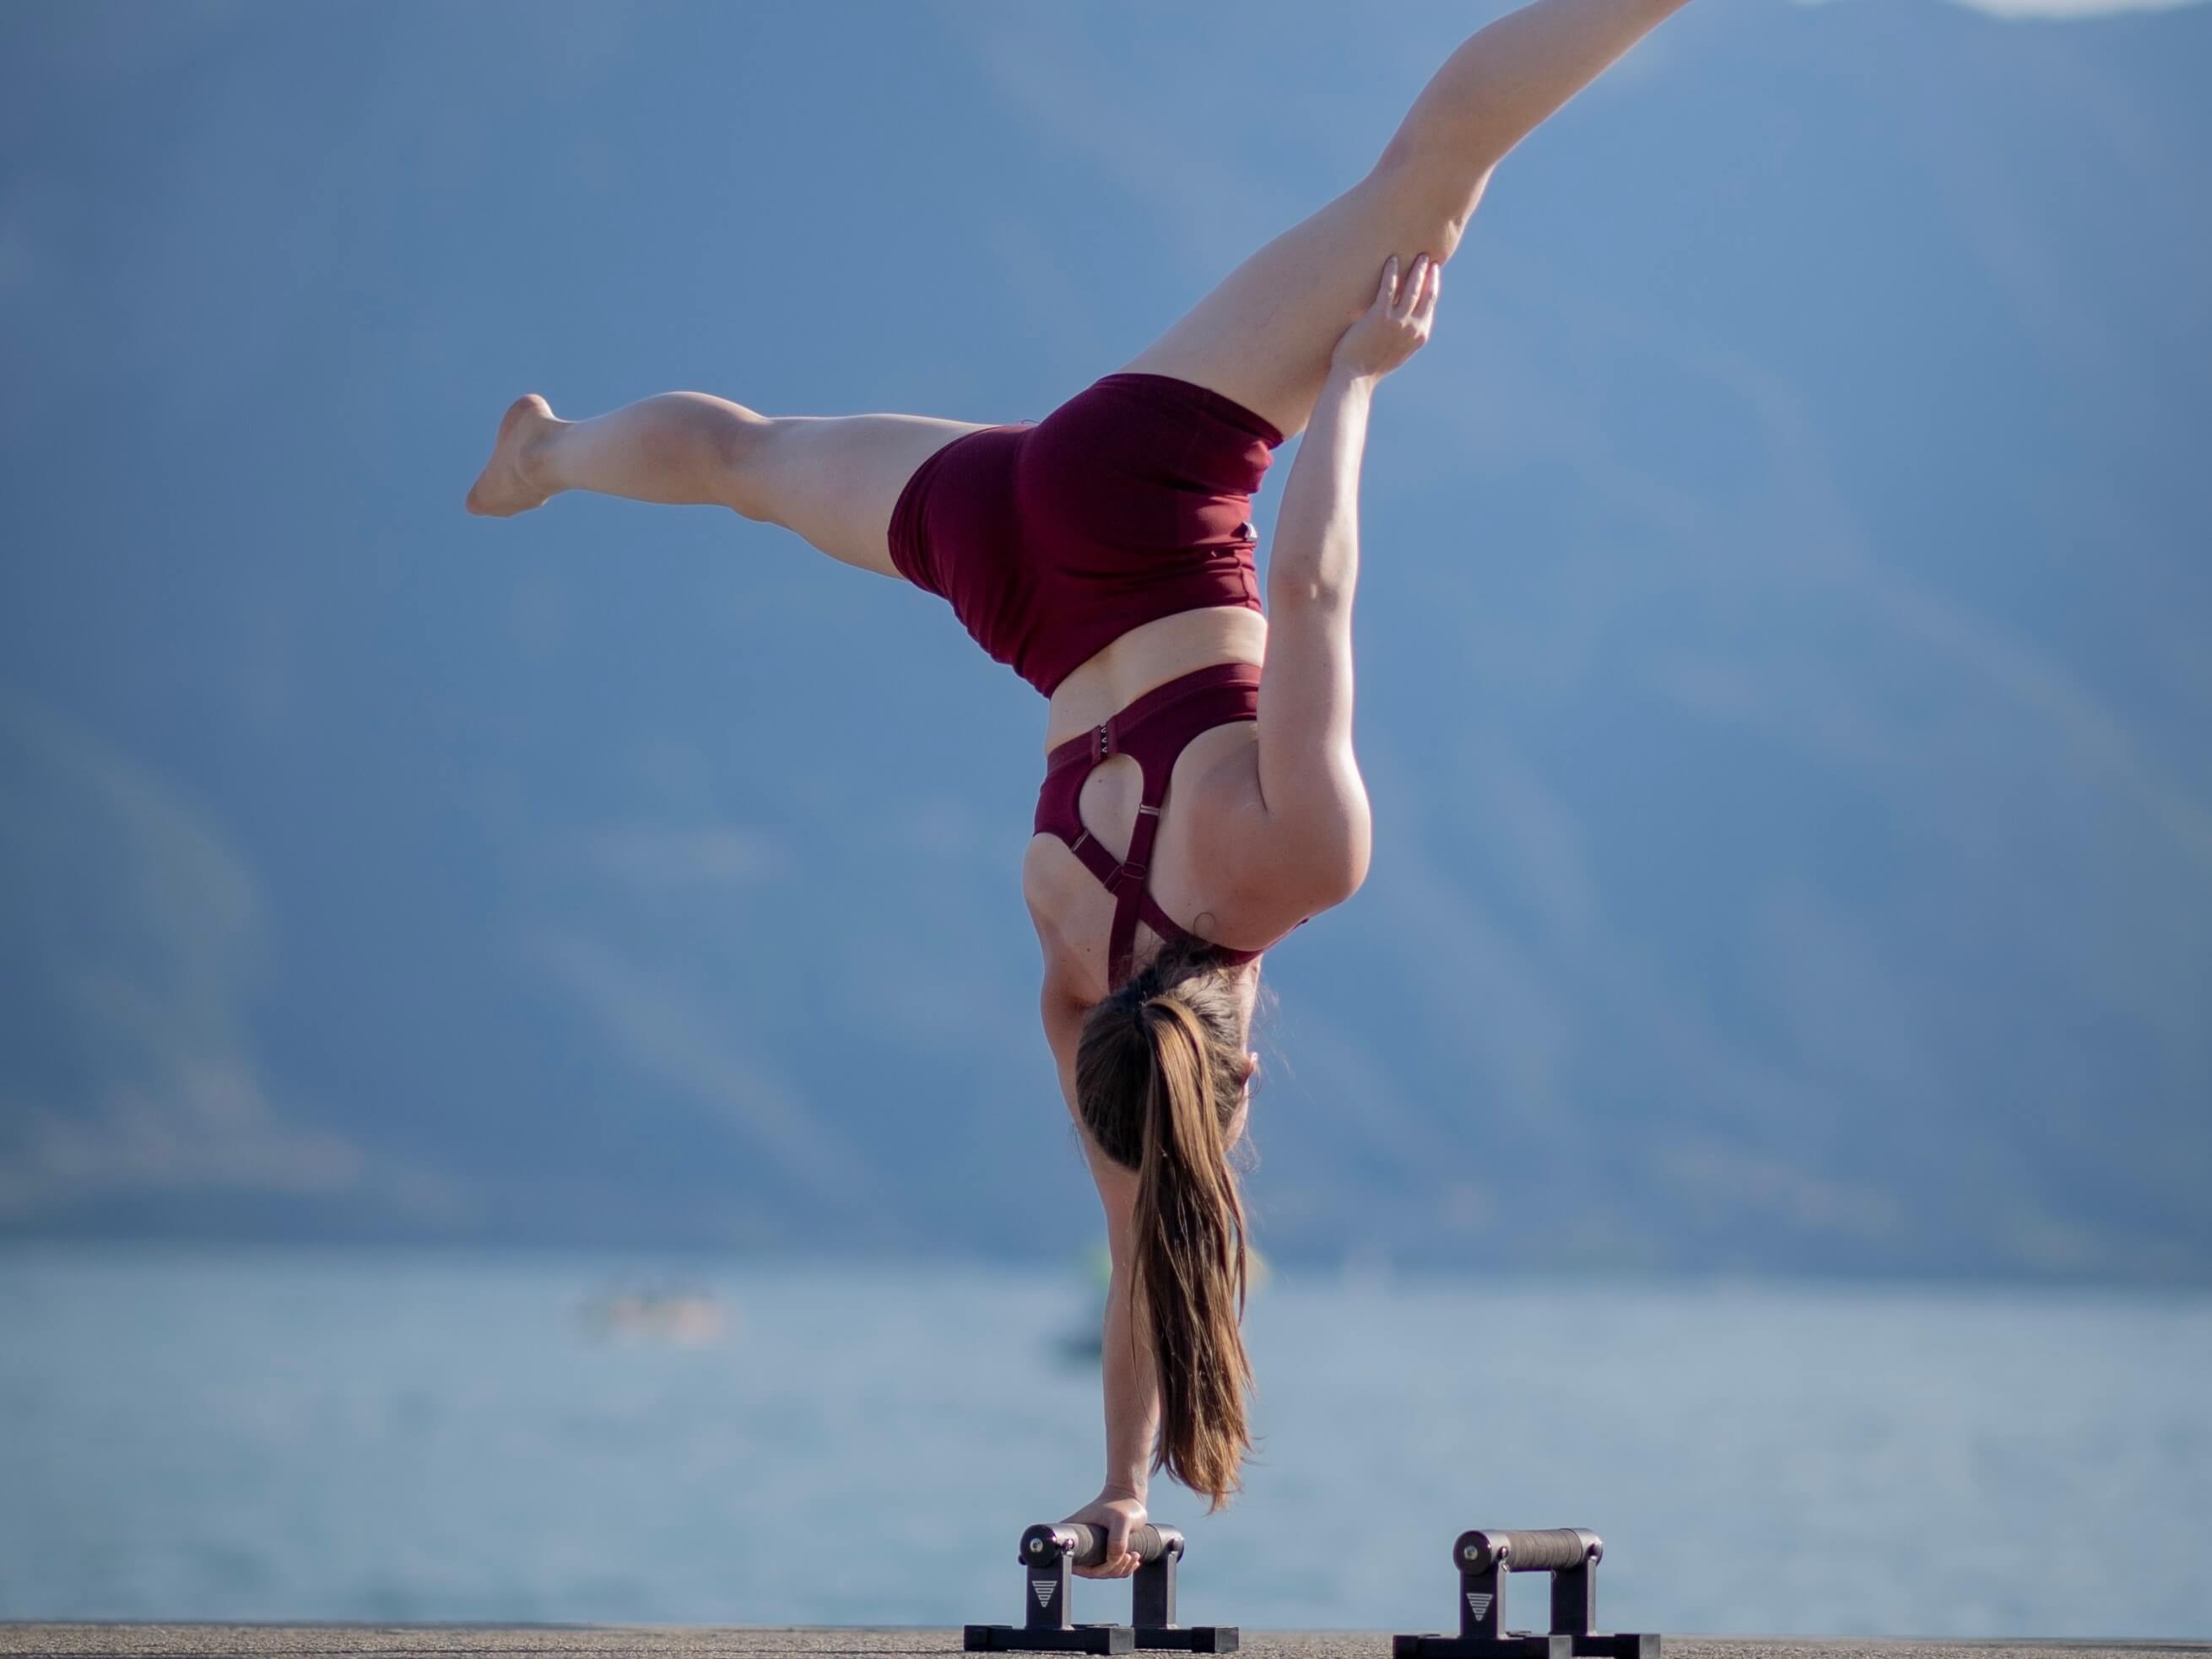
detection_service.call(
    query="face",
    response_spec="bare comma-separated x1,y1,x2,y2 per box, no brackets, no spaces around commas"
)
1225,1051,1259,1151
1223,963,1263,1150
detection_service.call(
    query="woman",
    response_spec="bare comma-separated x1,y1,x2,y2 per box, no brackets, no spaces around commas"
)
468,0,1691,1577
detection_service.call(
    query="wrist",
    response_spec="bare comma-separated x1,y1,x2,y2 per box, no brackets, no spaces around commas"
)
1325,360,1381,397
1097,1478,1147,1503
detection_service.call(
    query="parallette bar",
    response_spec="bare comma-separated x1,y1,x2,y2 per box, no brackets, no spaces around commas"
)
967,1521,1236,1654
1394,1523,1657,1659
1038,1522,1176,1570
1454,1529,1603,1575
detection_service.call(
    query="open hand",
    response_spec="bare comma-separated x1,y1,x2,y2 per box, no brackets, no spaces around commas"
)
1331,252,1441,381
1062,1489,1149,1580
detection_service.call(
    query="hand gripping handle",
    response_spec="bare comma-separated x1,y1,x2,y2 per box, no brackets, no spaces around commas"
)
1453,1528,1603,1574
1021,1521,1184,1569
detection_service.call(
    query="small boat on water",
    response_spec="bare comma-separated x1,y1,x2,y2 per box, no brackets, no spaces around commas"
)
1052,1244,1114,1365
579,1283,732,1346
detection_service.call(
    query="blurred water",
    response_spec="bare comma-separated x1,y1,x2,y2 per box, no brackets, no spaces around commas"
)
0,1248,2205,1637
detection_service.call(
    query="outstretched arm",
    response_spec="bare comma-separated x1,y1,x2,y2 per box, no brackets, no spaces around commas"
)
1249,255,1441,913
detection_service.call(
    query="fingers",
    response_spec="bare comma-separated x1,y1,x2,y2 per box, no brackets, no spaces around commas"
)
1375,254,1400,311
1068,1519,1134,1578
1411,254,1441,320
1414,257,1441,325
1364,251,1442,341
1393,253,1430,321
1106,1514,1135,1575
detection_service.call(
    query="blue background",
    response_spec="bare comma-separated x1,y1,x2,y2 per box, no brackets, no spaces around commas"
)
3,0,2208,1273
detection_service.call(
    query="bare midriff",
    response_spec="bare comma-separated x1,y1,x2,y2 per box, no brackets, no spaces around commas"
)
1042,605,1269,752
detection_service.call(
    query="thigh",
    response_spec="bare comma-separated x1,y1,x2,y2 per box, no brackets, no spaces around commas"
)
753,413,994,578
1118,157,1480,445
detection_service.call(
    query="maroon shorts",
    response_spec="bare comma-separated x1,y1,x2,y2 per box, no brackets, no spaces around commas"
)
887,372,1286,697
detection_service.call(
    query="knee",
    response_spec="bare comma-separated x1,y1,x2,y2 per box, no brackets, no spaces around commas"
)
708,408,778,520
1362,148,1485,267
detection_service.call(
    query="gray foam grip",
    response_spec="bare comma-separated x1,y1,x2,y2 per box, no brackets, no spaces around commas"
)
1457,1528,1601,1573
1064,1522,1173,1567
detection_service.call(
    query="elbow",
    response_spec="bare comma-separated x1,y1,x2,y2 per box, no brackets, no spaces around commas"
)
1285,580,1355,613
1267,523,1360,615
1268,568,1356,616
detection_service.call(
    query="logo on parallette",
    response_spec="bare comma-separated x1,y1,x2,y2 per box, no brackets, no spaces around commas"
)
1032,1577,1058,1609
1464,1591,1494,1620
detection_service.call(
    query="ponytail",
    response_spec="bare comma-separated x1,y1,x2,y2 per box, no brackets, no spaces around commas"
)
1132,996,1253,1507
1074,943,1258,1510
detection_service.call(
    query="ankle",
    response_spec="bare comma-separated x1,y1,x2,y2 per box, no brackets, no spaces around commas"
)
515,418,564,494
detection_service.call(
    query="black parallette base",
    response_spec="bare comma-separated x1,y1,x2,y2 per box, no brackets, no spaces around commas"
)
965,1624,1133,1654
1133,1628,1239,1652
962,1624,1236,1655
1392,1636,1572,1659
1392,1638,1658,1659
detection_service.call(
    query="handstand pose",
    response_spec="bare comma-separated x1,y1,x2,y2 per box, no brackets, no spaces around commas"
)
468,0,1692,1575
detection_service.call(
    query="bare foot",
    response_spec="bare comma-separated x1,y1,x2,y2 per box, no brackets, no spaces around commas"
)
466,394,560,516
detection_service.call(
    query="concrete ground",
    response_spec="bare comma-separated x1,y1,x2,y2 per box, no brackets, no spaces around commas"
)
4,1628,2206,1659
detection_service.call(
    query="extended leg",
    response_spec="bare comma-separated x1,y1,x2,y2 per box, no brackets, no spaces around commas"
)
465,392,990,578
1122,0,1693,441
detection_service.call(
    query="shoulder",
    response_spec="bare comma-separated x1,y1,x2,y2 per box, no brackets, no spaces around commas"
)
1185,724,1370,934
1030,894,1096,1122
1026,836,1107,1002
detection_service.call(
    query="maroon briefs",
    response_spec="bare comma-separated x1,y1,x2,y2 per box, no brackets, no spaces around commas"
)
887,372,1285,697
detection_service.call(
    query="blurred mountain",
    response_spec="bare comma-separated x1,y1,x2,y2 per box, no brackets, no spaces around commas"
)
3,0,2206,1278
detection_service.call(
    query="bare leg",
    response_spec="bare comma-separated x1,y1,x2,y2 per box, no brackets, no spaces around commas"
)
466,392,990,578
1122,0,1694,441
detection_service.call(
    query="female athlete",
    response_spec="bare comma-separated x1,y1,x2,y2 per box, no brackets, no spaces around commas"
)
468,0,1692,1578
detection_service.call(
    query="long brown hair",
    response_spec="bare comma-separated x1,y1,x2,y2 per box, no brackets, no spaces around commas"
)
1075,939,1256,1508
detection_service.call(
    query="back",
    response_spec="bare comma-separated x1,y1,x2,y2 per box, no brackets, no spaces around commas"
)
1027,658,1295,1008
